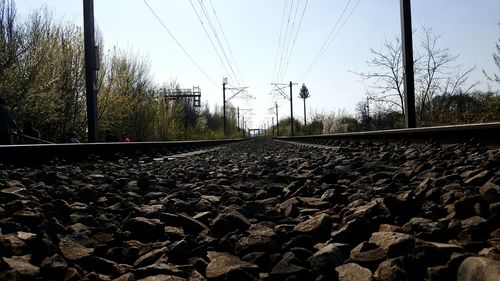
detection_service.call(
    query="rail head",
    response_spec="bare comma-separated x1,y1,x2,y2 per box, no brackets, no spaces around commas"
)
0,138,245,164
274,122,500,147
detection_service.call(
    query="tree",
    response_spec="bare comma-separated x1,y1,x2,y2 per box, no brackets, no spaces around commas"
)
356,27,477,125
484,23,500,85
298,83,310,126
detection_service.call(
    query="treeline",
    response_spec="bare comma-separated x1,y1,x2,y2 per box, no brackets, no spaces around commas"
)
1,1,239,143
264,90,500,136
267,25,500,136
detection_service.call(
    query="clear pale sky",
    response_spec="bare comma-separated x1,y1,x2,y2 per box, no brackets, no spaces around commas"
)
15,0,500,129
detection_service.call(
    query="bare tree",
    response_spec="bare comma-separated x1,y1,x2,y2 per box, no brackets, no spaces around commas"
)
484,23,500,85
298,83,310,125
355,27,478,124
415,27,478,123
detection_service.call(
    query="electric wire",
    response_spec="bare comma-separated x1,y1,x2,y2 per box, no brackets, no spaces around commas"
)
271,0,288,85
316,0,362,69
277,0,301,82
188,0,235,85
299,0,353,80
208,0,245,86
278,0,308,82
141,0,218,87
276,0,295,83
299,0,361,81
197,0,241,87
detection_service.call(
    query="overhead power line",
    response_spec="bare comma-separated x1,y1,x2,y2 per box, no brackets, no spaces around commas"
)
299,0,361,81
278,0,309,82
271,0,288,84
141,0,218,87
208,0,245,86
188,0,235,85
197,0,241,87
276,0,295,83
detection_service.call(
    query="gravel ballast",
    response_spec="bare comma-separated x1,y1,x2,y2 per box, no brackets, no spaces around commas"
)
0,139,499,281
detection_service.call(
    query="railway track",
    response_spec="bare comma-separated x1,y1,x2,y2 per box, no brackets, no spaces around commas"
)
0,125,499,280
0,138,243,164
276,122,500,148
1,123,498,164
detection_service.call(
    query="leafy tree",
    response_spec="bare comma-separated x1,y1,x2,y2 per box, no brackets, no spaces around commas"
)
298,83,310,126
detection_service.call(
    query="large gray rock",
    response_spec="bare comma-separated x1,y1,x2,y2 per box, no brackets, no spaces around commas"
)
235,223,278,255
294,213,333,239
2,256,40,279
123,217,165,241
270,251,308,279
205,251,258,279
374,258,409,281
368,232,415,258
210,210,250,237
457,256,500,281
307,243,346,274
58,237,94,261
335,263,372,281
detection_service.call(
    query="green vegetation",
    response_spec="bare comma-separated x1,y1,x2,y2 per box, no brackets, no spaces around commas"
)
0,0,240,142
1,1,498,140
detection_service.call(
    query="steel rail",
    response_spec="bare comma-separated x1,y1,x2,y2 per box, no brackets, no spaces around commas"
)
274,122,500,148
0,139,244,164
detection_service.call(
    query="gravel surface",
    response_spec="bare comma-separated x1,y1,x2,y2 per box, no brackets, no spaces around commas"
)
0,139,499,281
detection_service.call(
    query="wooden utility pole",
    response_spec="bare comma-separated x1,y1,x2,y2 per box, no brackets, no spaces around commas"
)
223,80,249,137
275,102,279,136
400,0,416,128
289,81,294,136
83,0,98,142
222,77,227,137
271,82,297,136
272,117,275,136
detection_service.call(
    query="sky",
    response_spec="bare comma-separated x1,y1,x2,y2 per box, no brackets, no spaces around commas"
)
15,0,500,130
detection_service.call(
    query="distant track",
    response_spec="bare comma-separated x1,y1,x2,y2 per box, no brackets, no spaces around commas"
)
275,123,500,148
0,139,243,164
2,123,498,165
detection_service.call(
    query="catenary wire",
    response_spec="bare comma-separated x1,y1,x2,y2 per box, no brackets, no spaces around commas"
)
271,0,288,84
141,0,218,87
299,0,361,81
197,0,241,87
277,0,301,82
278,0,308,82
208,0,246,86
298,0,353,81
188,0,236,86
276,0,295,83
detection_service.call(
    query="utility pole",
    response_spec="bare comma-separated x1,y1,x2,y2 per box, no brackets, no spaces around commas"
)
272,117,275,136
223,79,249,137
289,81,294,136
237,107,239,129
83,0,98,142
400,0,416,128
275,102,279,136
271,82,297,136
222,77,227,137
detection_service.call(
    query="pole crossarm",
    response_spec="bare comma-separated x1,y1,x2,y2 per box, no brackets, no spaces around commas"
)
239,108,253,117
226,87,250,102
271,83,298,100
